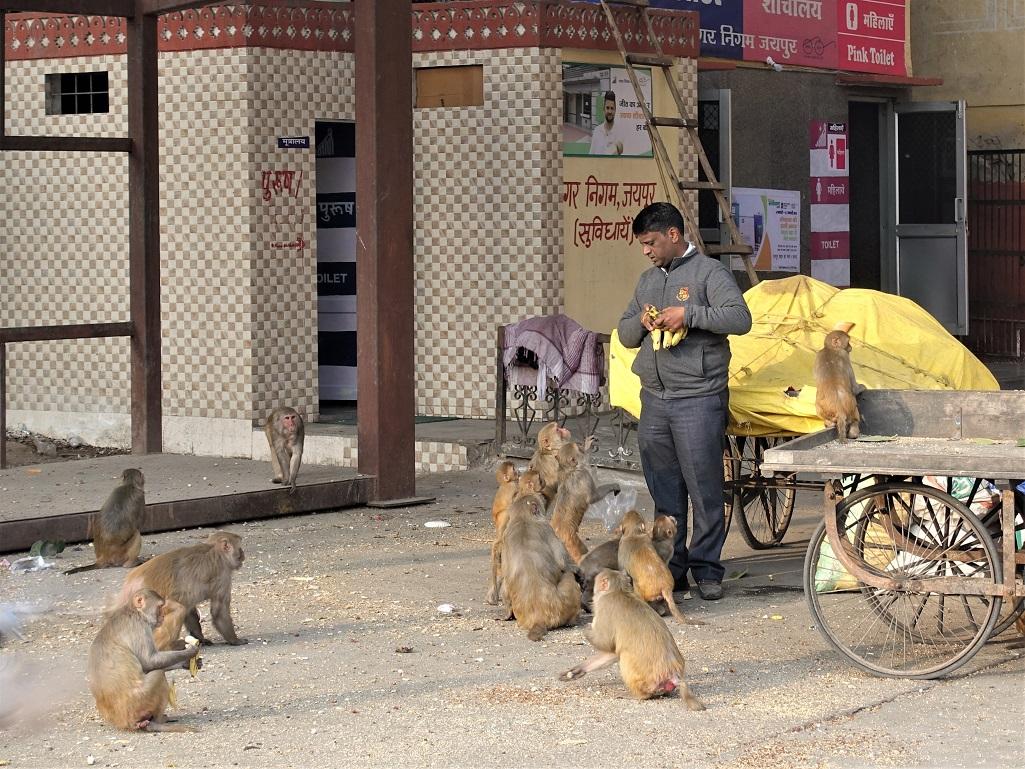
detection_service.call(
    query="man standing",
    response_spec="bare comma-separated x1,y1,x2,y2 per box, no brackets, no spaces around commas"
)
589,90,626,156
617,202,752,600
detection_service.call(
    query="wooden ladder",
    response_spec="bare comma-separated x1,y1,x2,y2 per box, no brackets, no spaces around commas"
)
598,0,758,285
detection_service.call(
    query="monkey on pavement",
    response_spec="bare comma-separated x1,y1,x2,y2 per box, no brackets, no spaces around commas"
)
498,492,581,641
550,439,622,563
65,469,147,575
618,511,702,626
486,468,544,605
560,569,705,708
264,406,305,491
89,588,201,732
813,324,864,443
122,532,247,650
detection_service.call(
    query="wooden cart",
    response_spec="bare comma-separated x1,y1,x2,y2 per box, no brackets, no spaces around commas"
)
760,390,1025,679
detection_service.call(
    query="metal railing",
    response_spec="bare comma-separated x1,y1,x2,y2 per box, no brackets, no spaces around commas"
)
967,149,1025,358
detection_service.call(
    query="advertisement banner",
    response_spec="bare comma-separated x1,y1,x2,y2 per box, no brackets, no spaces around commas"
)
563,63,654,157
730,187,801,273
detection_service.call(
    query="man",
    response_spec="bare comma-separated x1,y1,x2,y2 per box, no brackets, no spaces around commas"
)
616,202,752,600
589,90,626,156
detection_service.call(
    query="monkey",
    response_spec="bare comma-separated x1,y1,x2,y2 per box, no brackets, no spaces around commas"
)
122,531,247,650
559,569,705,709
64,469,147,574
497,492,581,641
491,461,520,528
549,439,622,564
89,588,202,732
577,535,621,612
528,421,571,504
813,325,865,443
486,468,544,605
618,511,702,626
264,406,305,491
651,515,678,564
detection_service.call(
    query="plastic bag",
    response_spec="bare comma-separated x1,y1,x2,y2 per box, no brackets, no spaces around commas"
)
584,487,638,532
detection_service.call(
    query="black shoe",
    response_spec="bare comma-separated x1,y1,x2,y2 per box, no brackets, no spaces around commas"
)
672,577,693,601
697,581,723,601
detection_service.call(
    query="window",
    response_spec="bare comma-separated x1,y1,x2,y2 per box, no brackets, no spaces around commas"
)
45,71,109,115
415,65,483,108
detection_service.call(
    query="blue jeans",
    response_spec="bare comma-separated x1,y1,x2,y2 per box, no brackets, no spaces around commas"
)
638,388,728,585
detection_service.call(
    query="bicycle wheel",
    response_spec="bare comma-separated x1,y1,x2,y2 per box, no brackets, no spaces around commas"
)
803,482,1002,678
734,436,796,549
722,436,740,536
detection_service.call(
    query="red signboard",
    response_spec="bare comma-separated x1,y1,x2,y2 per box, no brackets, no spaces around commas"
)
837,0,907,75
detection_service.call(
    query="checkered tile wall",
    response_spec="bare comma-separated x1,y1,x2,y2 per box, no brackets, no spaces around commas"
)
413,47,563,418
0,55,131,415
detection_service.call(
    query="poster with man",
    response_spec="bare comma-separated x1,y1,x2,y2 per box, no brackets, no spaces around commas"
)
562,64,653,157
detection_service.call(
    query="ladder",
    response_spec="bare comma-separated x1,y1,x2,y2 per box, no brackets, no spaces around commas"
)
598,0,759,286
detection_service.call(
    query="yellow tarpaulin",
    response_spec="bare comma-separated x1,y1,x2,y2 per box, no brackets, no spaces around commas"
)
610,275,999,436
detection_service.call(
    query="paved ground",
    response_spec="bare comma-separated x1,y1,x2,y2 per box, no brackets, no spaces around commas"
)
1,467,1022,769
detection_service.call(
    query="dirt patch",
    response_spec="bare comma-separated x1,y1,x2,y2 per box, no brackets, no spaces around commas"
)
2,433,128,468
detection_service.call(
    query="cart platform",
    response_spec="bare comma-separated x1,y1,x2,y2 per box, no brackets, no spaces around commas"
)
761,390,1025,479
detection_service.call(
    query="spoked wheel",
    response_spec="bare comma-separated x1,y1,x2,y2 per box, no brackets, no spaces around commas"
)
804,482,1002,679
733,436,796,549
722,436,740,536
978,494,1025,638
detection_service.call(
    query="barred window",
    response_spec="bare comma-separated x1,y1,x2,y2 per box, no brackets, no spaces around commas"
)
45,71,109,115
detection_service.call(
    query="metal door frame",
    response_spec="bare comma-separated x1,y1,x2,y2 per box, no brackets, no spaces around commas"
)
698,88,732,265
888,100,968,335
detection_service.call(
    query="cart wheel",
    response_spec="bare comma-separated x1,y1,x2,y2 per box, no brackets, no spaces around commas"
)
803,482,1002,679
722,436,740,536
734,436,795,549
992,598,1025,638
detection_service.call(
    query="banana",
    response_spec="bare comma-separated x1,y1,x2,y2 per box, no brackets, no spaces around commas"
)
652,328,663,351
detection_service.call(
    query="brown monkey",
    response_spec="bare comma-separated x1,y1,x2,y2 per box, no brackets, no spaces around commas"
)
486,469,544,605
264,406,305,491
813,324,864,443
651,515,678,564
89,588,201,732
498,492,581,641
65,469,147,574
122,532,247,650
578,535,621,612
528,421,571,503
560,569,705,709
618,511,701,626
549,439,621,563
490,461,520,528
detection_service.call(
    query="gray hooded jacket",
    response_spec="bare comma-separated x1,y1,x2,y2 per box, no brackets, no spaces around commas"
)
617,246,752,399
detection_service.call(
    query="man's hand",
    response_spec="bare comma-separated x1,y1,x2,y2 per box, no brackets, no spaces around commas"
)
641,305,658,331
656,306,687,332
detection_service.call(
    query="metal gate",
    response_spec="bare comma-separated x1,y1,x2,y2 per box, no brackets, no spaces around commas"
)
966,150,1025,358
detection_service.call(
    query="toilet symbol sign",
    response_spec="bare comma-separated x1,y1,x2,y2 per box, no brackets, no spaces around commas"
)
827,133,847,172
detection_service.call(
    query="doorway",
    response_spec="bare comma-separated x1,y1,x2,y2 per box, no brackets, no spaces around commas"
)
848,101,882,290
315,121,357,416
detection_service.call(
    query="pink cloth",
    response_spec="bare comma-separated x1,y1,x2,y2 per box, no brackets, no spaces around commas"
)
502,314,605,398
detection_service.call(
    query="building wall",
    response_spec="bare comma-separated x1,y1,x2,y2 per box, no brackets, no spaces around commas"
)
412,47,563,418
699,67,851,278
1,44,571,444
910,0,1025,150
1,54,132,445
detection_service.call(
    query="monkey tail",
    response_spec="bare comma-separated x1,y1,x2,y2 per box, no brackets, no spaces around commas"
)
662,588,705,627
63,562,100,575
835,412,849,444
